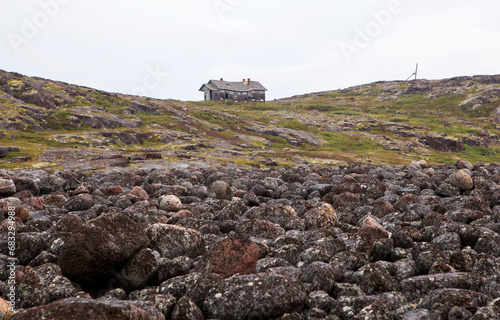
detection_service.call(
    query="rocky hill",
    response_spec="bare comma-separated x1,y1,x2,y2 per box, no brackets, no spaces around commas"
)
1,70,500,170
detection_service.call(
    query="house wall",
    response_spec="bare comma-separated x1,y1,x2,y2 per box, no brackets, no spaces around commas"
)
209,90,265,102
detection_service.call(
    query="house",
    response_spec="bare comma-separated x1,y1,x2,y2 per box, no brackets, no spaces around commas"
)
199,78,267,102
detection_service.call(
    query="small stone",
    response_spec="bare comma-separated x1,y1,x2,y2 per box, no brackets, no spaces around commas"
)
159,195,182,212
359,216,389,240
157,272,222,307
14,206,31,223
99,185,124,197
0,179,16,197
301,262,337,293
431,232,461,252
456,159,473,171
72,186,89,195
235,219,285,240
64,194,94,212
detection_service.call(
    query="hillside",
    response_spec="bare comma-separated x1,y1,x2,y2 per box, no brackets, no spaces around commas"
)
2,70,500,319
1,70,500,170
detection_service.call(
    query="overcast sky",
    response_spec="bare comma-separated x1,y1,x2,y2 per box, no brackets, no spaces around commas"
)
1,0,500,101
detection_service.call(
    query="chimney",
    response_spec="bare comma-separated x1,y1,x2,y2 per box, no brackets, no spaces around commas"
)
243,79,246,84
247,78,250,85
220,78,223,81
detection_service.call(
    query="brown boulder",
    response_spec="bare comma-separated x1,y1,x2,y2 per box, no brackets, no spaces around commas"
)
197,238,259,278
130,186,149,201
359,216,389,240
14,206,31,223
99,185,124,197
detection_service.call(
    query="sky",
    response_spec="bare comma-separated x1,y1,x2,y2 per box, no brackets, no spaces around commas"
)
1,0,500,101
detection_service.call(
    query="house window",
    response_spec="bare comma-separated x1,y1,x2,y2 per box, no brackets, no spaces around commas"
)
225,93,229,100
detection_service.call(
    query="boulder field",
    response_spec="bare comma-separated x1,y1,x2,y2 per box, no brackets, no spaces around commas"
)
0,160,499,319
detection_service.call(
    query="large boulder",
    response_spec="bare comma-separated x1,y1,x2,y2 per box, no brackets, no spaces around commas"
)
10,298,165,320
12,171,46,195
57,212,149,285
400,272,485,301
157,272,222,307
204,273,307,319
147,224,204,259
196,238,260,278
450,170,474,191
118,248,160,290
0,264,79,310
13,233,45,265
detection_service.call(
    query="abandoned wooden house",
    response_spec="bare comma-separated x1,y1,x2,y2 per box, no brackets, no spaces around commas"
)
199,78,267,102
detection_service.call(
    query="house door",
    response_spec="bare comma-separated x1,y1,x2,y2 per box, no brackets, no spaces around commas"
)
225,93,229,100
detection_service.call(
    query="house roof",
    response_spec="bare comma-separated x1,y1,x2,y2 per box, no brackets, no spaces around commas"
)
199,80,267,92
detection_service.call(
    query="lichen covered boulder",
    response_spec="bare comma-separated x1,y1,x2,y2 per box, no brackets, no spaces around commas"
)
10,298,165,320
449,170,474,191
204,273,307,320
147,224,204,259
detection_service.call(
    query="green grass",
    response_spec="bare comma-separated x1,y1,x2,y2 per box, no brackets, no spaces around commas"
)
138,112,173,128
321,132,385,153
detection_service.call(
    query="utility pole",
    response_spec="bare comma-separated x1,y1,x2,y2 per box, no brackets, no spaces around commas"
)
406,63,419,81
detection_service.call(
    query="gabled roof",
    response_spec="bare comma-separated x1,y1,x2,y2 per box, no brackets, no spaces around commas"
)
199,80,267,92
